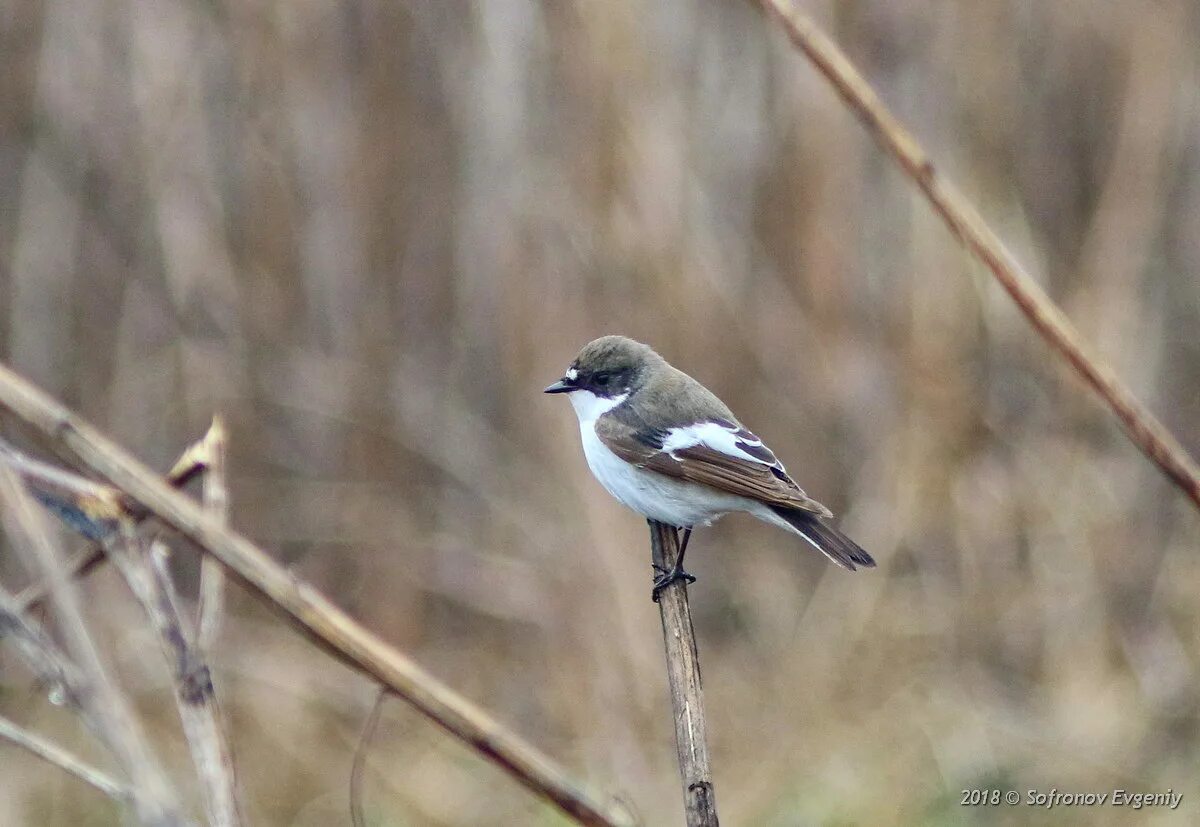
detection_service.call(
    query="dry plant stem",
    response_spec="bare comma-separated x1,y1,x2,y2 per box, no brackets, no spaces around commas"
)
0,581,88,709
16,544,108,613
157,418,243,824
0,711,130,803
0,586,142,807
648,521,719,827
14,443,209,616
0,587,121,808
0,466,186,826
749,0,1200,511
0,437,125,528
103,525,244,827
197,416,228,654
350,686,389,827
0,362,635,827
152,541,244,827
181,418,243,825
0,553,124,790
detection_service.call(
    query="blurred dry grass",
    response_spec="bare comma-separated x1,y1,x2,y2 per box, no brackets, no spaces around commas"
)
2,0,1200,824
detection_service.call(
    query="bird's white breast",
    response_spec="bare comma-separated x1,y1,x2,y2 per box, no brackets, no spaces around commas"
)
568,390,750,527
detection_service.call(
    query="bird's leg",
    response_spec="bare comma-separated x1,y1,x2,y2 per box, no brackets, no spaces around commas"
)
652,526,696,602
651,527,693,575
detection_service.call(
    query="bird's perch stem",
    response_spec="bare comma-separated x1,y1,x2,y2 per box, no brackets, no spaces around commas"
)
648,521,719,827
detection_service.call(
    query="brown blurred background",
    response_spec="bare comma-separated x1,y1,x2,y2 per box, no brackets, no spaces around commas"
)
2,0,1200,824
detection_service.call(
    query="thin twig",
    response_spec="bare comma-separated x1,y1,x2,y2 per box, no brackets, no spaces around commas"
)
147,541,243,826
195,416,227,656
0,361,636,827
13,436,211,616
3,439,240,822
0,543,122,778
648,521,718,827
0,464,186,826
155,419,244,824
0,579,88,713
179,417,243,825
101,523,244,827
0,584,144,807
0,437,126,540
16,545,110,612
350,686,389,827
0,711,130,803
748,0,1200,511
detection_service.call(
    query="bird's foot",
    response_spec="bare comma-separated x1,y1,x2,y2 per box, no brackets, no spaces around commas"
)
651,562,696,602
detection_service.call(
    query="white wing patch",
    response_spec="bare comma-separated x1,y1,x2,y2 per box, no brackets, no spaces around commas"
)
660,421,775,465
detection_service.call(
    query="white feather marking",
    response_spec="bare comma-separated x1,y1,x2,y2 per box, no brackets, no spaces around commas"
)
564,367,578,381
791,526,824,553
660,421,773,465
567,390,628,424
578,419,752,525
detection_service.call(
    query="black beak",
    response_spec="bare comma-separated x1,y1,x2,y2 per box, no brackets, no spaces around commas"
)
543,378,575,394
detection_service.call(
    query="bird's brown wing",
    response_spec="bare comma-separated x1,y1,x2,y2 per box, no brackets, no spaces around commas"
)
595,413,832,517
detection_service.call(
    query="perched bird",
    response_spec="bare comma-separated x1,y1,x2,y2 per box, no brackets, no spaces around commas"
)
545,335,874,600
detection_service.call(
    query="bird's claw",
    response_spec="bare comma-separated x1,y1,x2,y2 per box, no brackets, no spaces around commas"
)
651,564,696,602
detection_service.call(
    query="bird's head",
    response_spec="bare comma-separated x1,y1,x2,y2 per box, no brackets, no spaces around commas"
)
544,336,661,419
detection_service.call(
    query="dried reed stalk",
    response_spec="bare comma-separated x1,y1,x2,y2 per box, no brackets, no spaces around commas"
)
0,360,635,827
195,417,228,656
12,435,209,615
0,464,185,826
4,434,243,823
102,525,244,827
748,0,1200,511
649,521,718,826
0,711,130,803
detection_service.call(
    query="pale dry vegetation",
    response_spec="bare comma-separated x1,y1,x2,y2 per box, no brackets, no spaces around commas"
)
1,1,1199,825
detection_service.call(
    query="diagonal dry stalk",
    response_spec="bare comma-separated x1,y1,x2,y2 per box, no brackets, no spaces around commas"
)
648,522,718,827
10,434,210,616
0,360,636,827
0,438,126,539
1,433,243,824
0,563,93,728
748,0,1200,512
0,582,138,811
0,464,186,826
0,711,131,803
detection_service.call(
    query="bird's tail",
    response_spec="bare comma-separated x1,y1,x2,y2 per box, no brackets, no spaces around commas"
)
767,505,876,571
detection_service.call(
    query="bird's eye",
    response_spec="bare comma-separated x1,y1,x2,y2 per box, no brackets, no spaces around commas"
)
593,372,611,385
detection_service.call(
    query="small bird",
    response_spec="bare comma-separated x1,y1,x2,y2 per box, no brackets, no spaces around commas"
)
545,335,874,600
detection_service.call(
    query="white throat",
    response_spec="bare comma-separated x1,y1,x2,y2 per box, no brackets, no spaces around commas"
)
567,390,629,424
